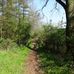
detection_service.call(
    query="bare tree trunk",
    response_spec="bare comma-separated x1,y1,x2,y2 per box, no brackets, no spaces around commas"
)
65,0,70,53
66,0,74,60
56,0,74,60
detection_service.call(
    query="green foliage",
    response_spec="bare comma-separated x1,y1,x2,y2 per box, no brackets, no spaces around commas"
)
0,38,18,50
16,17,31,45
37,48,73,74
30,24,66,55
0,0,32,45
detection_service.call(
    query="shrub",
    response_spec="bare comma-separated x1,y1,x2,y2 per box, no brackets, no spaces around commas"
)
0,38,18,50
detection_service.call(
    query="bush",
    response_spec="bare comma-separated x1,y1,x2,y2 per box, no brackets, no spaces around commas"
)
0,38,18,50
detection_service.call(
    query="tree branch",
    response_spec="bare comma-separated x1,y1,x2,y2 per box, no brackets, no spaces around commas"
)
41,0,49,10
56,0,66,10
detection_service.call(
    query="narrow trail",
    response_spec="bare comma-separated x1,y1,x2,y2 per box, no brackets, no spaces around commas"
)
24,50,43,74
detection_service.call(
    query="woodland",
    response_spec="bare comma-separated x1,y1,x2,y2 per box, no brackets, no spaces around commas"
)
0,0,74,74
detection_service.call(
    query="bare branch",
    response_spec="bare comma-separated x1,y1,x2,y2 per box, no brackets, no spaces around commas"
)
41,0,49,10
56,0,66,10
41,0,66,10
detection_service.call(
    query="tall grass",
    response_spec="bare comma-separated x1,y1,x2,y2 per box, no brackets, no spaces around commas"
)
0,46,30,74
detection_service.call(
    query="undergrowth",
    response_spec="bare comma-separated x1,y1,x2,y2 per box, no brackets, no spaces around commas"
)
37,48,74,74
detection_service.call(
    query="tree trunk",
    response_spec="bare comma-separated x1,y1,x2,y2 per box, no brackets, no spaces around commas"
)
66,0,74,60
56,0,74,60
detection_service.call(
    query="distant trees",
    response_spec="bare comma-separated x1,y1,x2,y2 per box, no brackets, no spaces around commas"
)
0,0,32,45
0,0,42,50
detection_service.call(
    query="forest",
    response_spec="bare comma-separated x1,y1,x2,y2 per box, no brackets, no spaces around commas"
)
0,0,74,74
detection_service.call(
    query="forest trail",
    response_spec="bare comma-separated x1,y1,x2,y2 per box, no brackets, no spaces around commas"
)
24,50,43,74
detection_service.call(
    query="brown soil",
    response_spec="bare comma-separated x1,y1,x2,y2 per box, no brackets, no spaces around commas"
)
24,50,43,74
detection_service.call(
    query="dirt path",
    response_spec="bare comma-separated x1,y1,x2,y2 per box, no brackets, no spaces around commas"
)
24,50,43,74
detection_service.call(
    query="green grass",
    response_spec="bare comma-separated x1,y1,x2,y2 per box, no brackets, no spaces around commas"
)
0,46,30,74
37,48,74,74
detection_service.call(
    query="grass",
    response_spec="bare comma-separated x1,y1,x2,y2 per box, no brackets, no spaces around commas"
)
0,46,30,74
37,48,74,74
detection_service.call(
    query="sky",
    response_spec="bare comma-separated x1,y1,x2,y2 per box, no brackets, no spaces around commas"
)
30,0,66,26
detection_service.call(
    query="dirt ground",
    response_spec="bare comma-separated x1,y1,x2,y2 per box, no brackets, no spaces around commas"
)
24,50,43,74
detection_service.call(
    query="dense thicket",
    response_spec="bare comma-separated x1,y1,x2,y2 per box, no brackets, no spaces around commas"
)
29,24,66,55
0,0,32,48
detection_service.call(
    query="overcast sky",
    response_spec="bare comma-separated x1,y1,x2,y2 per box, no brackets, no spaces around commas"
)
30,0,66,26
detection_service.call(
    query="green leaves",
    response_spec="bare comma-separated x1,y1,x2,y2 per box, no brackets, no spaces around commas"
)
0,0,32,45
